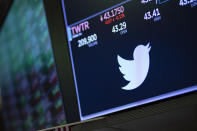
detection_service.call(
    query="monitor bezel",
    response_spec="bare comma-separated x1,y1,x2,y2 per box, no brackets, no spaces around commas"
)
43,0,81,123
43,0,197,124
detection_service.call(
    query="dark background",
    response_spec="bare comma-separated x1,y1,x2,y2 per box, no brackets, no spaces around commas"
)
63,0,197,116
0,0,12,30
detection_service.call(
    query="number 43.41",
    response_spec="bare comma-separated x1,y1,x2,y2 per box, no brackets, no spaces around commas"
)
144,8,161,21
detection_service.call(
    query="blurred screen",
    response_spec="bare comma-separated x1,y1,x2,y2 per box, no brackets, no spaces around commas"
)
62,0,197,120
0,0,66,130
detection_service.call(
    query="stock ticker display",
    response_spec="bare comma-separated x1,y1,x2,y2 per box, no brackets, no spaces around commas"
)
62,0,197,120
0,0,66,130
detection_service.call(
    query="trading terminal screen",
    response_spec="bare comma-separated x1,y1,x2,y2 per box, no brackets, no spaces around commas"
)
0,0,66,130
62,0,197,120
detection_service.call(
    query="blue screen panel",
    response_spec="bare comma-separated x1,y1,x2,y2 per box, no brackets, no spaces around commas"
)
61,0,197,120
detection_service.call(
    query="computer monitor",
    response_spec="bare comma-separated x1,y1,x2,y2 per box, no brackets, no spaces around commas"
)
0,0,66,130
44,0,197,123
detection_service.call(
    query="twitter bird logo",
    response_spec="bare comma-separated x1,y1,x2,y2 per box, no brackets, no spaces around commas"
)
117,43,151,90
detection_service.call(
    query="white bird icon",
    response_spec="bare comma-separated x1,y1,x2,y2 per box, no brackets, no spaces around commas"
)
117,43,151,90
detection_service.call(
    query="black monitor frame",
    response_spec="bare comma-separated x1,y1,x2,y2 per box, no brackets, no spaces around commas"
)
43,0,197,124
43,0,81,123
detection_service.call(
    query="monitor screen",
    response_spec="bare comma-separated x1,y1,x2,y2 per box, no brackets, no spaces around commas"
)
0,0,66,130
61,0,197,120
